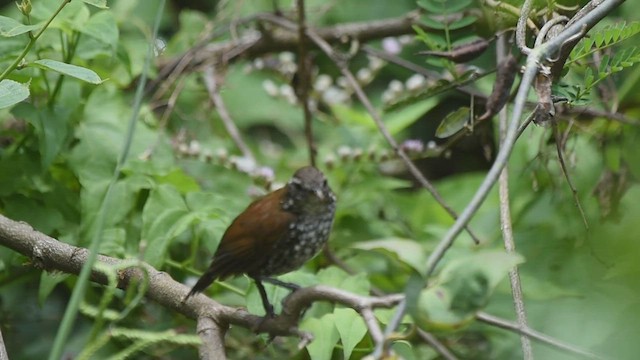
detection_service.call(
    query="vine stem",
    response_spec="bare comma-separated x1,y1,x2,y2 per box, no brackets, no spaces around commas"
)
47,2,166,359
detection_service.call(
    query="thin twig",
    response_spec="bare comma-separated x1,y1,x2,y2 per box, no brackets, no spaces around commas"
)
416,329,459,360
476,312,606,360
361,308,384,345
202,66,256,162
296,0,316,166
143,75,188,158
496,34,533,360
552,121,589,229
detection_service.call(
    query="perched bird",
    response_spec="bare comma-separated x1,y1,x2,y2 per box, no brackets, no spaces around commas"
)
185,166,336,317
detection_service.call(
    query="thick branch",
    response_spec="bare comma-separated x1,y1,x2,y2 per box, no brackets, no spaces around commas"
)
0,215,402,355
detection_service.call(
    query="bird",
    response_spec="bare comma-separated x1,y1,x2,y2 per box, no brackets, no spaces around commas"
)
184,166,336,317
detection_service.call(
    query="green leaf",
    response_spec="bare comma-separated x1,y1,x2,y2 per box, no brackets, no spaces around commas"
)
353,238,427,276
420,15,448,30
142,185,192,267
0,79,29,109
80,0,109,9
12,103,69,168
436,107,470,138
80,11,118,48
334,308,367,359
0,15,40,37
30,59,103,84
384,98,438,135
158,169,201,193
412,250,524,332
448,15,477,30
39,272,69,306
301,313,340,360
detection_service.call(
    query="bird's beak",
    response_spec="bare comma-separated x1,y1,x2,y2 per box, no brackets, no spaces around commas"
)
315,189,325,200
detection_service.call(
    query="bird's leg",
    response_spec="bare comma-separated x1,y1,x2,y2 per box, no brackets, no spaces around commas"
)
254,279,276,318
260,277,300,291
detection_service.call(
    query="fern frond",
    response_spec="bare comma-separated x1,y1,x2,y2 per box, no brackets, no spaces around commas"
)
568,21,640,65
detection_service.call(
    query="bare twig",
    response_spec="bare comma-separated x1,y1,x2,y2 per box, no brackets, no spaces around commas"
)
143,75,188,158
361,307,385,345
296,0,316,166
496,34,533,360
416,329,459,360
552,121,589,229
202,66,256,162
562,105,640,126
476,312,605,360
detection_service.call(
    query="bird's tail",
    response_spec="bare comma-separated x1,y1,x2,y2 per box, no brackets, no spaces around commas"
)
183,271,217,302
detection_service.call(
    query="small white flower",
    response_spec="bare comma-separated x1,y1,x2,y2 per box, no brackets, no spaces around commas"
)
405,74,426,91
398,35,413,45
262,79,279,97
279,51,295,64
389,79,404,93
322,86,349,104
367,55,385,71
356,68,373,84
253,58,265,70
382,37,401,54
314,74,333,92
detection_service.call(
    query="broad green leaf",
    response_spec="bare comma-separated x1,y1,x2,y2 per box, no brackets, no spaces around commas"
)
384,99,438,135
142,185,191,267
11,103,69,168
80,11,118,48
30,59,103,84
330,104,373,128
0,16,40,36
158,168,200,193
300,313,340,360
0,80,29,109
334,308,367,360
435,107,470,138
81,0,109,9
412,250,523,332
353,238,427,276
39,272,69,306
